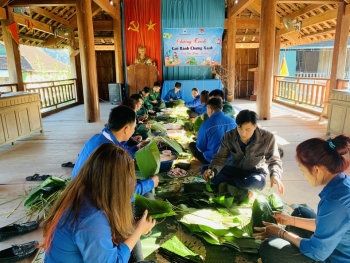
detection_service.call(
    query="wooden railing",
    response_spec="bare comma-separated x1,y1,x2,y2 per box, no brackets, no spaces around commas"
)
24,79,77,111
274,76,329,112
296,72,350,80
0,83,18,92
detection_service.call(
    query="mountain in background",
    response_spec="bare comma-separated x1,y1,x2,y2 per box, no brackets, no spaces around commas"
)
40,48,70,65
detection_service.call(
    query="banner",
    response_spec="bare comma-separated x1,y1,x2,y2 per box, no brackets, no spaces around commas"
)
163,27,223,67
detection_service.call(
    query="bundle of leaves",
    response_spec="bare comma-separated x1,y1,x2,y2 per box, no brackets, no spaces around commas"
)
24,176,69,219
134,194,176,219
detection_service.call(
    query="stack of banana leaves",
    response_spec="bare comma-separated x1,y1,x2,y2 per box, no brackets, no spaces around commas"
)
24,176,69,219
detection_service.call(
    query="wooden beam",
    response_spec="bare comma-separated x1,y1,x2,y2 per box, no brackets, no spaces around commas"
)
236,42,259,48
77,0,100,122
345,4,350,16
236,32,260,36
329,2,350,97
69,2,101,30
258,0,277,120
2,7,23,91
93,0,118,20
20,34,46,43
277,0,341,3
228,0,255,18
0,1,9,7
278,9,338,36
285,4,323,19
0,7,6,19
248,0,283,28
95,45,114,51
227,15,236,101
8,0,76,7
30,6,70,26
113,0,123,83
14,12,53,34
224,18,260,30
93,20,113,31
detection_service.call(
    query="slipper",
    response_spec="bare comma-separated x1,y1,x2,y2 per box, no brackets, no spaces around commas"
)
61,162,75,168
26,174,51,181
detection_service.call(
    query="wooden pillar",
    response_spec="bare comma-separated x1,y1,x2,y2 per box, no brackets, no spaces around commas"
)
257,0,276,120
113,0,124,84
329,2,350,98
1,7,23,91
227,15,236,102
273,36,281,100
76,0,100,122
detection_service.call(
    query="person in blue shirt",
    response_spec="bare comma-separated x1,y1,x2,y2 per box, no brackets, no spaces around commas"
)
164,82,183,107
184,89,209,118
254,135,350,263
188,98,236,165
72,106,159,196
42,143,156,263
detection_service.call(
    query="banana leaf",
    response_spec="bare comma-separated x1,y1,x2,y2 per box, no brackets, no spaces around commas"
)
177,209,249,238
210,195,234,208
134,194,176,219
150,122,167,131
159,236,203,263
193,116,204,132
154,136,184,153
24,176,68,207
172,99,185,106
135,140,160,178
195,231,259,253
268,193,285,211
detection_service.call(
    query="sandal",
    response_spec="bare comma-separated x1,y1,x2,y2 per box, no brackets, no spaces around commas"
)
61,162,75,168
26,174,51,181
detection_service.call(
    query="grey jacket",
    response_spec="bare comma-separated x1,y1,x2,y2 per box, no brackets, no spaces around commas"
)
210,127,283,178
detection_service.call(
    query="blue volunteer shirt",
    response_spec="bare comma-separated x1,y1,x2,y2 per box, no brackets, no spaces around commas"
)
164,88,183,102
300,173,350,262
71,126,154,196
185,94,200,108
196,111,237,163
45,196,131,263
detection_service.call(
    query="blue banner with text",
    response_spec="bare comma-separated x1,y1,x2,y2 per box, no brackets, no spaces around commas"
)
163,27,223,67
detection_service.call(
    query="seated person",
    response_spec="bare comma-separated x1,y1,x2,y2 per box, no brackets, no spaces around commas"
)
137,87,154,115
255,135,350,263
42,144,156,263
149,82,166,110
208,89,236,118
164,82,183,107
120,98,144,145
185,89,209,118
72,106,158,197
129,94,151,140
134,45,155,66
188,98,236,165
202,110,284,195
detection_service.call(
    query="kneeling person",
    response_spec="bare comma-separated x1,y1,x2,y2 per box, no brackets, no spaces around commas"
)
202,110,284,194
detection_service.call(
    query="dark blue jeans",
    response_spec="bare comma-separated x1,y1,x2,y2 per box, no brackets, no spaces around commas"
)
202,165,267,191
259,206,320,263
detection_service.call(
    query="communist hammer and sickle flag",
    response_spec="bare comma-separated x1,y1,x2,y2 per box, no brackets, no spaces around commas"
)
127,21,139,32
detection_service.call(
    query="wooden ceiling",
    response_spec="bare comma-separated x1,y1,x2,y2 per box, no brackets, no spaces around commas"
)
0,0,349,50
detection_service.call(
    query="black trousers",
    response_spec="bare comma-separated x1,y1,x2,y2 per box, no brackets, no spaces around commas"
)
188,142,209,164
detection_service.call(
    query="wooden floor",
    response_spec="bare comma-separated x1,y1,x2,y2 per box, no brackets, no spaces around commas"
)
0,99,347,261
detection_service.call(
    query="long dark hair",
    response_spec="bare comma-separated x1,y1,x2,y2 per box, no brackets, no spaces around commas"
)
296,134,350,174
40,144,136,251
